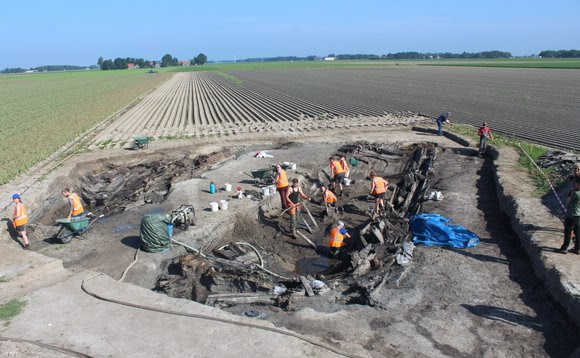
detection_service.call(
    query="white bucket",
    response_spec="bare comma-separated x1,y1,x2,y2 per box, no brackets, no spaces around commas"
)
219,200,228,210
209,202,219,212
262,187,270,196
344,178,352,187
269,185,276,195
290,162,297,170
224,183,232,192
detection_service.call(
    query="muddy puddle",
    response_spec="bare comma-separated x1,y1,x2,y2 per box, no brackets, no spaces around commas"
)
155,141,438,315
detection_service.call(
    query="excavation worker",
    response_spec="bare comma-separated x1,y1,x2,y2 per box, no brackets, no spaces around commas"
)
477,122,494,157
276,164,290,209
286,178,311,238
340,156,350,178
62,188,84,218
329,157,346,196
12,194,29,250
321,185,338,207
436,112,451,136
556,177,580,254
328,221,351,254
370,172,388,216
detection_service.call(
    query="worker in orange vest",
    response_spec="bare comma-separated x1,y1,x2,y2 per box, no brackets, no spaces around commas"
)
321,185,338,213
370,172,389,217
62,188,85,218
328,221,351,255
329,157,346,196
286,178,311,238
339,156,350,178
276,164,291,209
11,194,29,250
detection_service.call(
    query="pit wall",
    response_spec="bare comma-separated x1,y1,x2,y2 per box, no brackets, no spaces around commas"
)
416,127,580,331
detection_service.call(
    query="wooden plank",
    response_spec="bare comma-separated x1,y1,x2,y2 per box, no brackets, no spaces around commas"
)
296,230,317,250
301,216,313,234
299,276,315,297
302,203,318,228
372,227,385,244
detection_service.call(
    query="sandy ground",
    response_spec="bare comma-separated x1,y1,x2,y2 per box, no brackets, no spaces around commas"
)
2,128,574,357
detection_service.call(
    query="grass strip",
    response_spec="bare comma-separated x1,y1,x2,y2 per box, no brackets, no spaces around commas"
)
0,299,26,321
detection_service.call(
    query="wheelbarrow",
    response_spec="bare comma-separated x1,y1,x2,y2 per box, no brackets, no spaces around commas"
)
250,167,277,186
132,135,150,149
54,213,102,244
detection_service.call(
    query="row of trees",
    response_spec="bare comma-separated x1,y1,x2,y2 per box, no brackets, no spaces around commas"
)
98,53,207,70
539,49,580,58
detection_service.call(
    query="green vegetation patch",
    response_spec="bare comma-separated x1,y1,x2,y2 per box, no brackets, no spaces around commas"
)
0,70,170,184
449,124,554,196
0,276,8,283
215,71,242,85
0,299,26,321
423,58,580,69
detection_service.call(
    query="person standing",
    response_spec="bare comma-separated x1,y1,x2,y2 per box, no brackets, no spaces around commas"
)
276,164,290,209
436,112,451,136
329,157,346,196
556,177,580,254
477,122,494,157
286,178,311,238
370,172,388,217
12,194,29,250
62,188,85,218
328,221,351,255
339,156,350,178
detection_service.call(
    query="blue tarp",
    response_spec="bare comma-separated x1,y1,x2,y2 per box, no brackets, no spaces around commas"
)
410,214,480,248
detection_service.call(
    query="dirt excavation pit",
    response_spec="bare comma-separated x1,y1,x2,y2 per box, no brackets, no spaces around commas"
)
156,142,438,316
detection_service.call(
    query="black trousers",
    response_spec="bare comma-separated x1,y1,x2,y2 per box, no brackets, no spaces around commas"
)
562,216,580,249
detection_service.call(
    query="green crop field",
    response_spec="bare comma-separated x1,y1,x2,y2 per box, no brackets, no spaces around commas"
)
171,58,580,72
0,70,169,184
422,58,580,69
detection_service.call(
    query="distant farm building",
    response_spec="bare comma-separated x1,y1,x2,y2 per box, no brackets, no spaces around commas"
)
179,61,190,66
324,57,336,61
127,63,138,69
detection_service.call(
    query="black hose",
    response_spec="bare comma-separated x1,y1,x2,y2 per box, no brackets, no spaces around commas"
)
81,273,367,358
0,336,92,357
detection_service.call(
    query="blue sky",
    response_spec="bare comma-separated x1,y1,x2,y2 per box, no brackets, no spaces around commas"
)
1,0,579,67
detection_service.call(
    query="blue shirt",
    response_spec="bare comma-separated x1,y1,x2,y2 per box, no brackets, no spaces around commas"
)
437,113,448,124
339,228,348,235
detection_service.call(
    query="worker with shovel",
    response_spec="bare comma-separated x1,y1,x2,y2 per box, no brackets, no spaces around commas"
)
62,188,84,218
370,172,388,217
11,194,29,250
321,185,338,214
286,178,311,238
328,221,351,255
556,177,580,254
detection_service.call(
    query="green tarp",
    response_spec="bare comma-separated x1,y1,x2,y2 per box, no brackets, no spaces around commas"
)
140,214,172,253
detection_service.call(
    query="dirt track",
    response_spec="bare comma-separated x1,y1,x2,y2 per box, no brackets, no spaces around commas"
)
232,66,580,151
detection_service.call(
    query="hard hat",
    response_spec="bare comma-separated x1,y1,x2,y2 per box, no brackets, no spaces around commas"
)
337,221,345,227
12,193,20,200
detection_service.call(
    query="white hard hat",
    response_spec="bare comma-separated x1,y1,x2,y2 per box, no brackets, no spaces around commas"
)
337,221,345,227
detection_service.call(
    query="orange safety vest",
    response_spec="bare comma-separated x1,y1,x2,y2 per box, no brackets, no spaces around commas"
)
69,193,84,216
339,158,349,174
324,190,337,204
276,170,289,188
13,203,28,227
329,227,345,248
330,160,345,175
371,176,388,195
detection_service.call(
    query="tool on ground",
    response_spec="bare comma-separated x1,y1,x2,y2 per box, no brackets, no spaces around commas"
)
171,204,197,229
302,203,318,228
301,216,313,234
296,230,317,250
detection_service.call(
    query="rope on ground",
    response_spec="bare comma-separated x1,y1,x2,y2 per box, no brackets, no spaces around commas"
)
80,273,366,358
171,238,208,258
0,336,92,357
119,247,140,282
517,143,567,216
